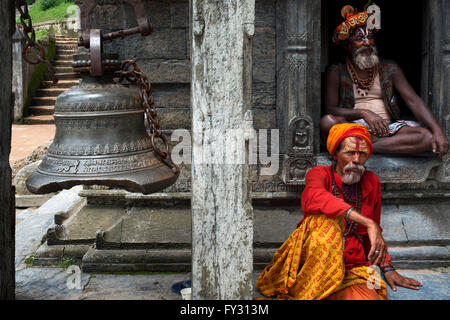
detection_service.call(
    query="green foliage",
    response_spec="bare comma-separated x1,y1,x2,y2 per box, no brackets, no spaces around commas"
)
60,257,77,269
24,255,34,266
17,0,76,24
34,28,49,41
41,0,59,11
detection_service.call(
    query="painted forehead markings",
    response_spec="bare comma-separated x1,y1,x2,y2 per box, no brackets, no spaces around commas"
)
342,137,369,153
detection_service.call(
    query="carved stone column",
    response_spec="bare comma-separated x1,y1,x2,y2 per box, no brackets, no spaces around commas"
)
190,0,255,300
276,0,321,184
430,0,450,182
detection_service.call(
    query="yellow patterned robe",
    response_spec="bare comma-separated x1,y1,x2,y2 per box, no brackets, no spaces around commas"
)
256,215,387,300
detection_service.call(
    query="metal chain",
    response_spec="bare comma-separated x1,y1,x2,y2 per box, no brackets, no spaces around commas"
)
16,0,57,83
118,58,179,174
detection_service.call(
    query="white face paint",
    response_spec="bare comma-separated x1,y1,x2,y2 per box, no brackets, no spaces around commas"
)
349,27,371,43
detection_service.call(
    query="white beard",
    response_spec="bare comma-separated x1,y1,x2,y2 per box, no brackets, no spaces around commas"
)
341,163,366,185
353,46,379,70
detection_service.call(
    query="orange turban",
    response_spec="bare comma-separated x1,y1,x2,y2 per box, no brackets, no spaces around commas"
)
327,123,373,157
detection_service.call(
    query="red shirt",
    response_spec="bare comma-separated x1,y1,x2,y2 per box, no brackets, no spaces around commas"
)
300,166,392,269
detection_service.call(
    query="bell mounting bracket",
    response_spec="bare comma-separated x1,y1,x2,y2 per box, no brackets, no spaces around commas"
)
77,0,153,76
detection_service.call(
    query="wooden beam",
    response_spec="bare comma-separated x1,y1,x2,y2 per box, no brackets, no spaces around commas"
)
0,0,16,300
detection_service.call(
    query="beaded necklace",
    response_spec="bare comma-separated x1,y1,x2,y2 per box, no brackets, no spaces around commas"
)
330,166,365,251
346,57,379,97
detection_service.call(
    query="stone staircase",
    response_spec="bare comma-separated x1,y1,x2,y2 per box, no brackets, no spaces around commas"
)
24,35,80,124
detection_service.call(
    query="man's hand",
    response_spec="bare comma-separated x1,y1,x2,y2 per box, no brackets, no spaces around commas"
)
384,271,423,292
346,210,386,265
360,110,390,137
366,222,387,265
431,131,449,159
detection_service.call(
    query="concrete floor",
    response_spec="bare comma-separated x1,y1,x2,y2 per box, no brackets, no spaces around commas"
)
14,266,450,300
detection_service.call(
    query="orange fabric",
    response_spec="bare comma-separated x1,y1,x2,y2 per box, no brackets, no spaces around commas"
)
326,123,373,157
334,266,387,300
256,215,388,300
256,215,346,300
326,283,381,300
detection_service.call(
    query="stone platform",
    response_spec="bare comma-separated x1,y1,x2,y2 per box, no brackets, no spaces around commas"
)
27,186,450,272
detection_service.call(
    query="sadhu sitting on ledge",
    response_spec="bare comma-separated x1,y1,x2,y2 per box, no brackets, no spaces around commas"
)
256,124,423,300
321,4,448,158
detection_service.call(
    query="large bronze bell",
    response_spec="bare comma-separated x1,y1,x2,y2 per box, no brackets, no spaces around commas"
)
25,0,179,194
26,53,179,194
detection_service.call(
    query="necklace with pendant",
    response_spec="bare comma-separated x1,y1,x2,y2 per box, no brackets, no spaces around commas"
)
346,58,378,97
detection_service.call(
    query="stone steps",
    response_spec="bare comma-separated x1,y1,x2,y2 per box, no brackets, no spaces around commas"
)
42,80,80,88
24,36,78,124
23,115,54,124
35,88,66,97
57,49,77,55
31,96,57,106
55,54,75,60
53,66,73,73
53,60,73,67
27,105,54,116
54,44,77,50
28,189,450,272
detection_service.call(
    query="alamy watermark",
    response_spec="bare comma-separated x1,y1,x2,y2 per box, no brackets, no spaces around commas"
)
66,265,82,290
170,129,280,176
65,5,81,31
366,265,382,290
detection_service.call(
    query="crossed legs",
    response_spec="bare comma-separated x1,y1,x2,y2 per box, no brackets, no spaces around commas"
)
321,115,433,155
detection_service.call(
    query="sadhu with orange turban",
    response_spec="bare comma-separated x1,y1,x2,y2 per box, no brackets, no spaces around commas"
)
256,123,422,300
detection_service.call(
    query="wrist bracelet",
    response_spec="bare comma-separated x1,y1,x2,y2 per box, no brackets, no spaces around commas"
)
382,268,396,273
381,264,396,273
345,208,352,220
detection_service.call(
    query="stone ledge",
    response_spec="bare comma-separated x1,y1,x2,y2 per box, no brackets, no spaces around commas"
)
15,194,55,208
71,245,450,272
316,153,444,184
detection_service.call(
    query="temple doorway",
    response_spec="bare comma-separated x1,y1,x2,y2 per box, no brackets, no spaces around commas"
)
321,0,425,120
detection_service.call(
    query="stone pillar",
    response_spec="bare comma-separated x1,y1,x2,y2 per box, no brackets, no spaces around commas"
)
190,0,255,300
427,0,450,137
430,0,450,182
12,29,24,122
0,0,15,300
276,0,322,185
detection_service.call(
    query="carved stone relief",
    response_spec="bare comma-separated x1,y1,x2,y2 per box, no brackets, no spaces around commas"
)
283,156,316,185
289,116,313,154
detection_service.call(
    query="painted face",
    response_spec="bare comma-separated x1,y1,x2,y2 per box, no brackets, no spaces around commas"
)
348,27,375,44
347,28,375,55
341,136,369,159
347,28,379,70
335,136,369,184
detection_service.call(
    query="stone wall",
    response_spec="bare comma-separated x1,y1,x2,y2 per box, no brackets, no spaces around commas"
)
29,18,80,38
86,0,283,192
89,0,277,131
12,32,56,122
